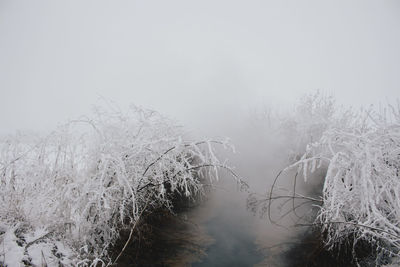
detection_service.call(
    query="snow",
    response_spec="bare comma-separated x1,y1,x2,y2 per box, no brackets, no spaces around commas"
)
286,96,400,260
0,106,233,266
248,93,400,263
0,224,25,267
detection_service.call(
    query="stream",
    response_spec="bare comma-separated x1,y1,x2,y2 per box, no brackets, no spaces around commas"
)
118,127,363,266
117,171,366,267
192,203,264,267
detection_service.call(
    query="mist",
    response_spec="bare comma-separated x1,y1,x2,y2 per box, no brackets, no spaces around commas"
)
1,0,400,134
1,0,400,266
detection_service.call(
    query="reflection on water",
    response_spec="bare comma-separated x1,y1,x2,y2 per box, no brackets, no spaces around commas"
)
115,206,214,266
192,207,264,267
116,151,358,266
117,192,268,266
118,188,359,267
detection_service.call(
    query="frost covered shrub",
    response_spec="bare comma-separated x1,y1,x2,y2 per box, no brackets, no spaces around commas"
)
248,93,400,263
278,91,354,161
290,102,400,260
0,106,236,266
246,93,348,222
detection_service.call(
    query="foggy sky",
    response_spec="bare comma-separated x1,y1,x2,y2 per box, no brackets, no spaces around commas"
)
1,0,399,134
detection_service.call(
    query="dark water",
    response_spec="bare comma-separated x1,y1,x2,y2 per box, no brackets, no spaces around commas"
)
116,197,373,267
193,213,264,267
116,172,375,266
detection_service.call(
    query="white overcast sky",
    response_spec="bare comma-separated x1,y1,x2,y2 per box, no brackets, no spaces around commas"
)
1,0,399,133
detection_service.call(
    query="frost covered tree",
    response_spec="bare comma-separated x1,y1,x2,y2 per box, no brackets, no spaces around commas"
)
249,93,400,264
0,105,243,266
297,102,400,262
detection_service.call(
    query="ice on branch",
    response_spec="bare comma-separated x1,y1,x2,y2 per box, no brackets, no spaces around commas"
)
0,106,240,266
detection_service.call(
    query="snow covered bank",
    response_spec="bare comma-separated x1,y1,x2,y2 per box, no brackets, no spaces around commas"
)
249,93,400,264
295,102,400,261
0,106,238,266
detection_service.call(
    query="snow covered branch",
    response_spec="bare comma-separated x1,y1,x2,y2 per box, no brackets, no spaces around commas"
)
0,106,240,266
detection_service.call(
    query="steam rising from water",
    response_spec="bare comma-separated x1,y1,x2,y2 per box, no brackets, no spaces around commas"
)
184,107,317,266
1,1,399,265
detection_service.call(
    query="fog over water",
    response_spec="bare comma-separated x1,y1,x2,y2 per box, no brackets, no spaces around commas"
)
1,0,400,265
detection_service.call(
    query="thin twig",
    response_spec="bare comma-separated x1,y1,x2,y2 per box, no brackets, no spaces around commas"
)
25,231,54,249
296,221,400,240
292,172,300,218
268,170,283,226
111,200,150,265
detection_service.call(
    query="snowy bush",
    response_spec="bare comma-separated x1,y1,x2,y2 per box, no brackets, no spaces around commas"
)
295,103,400,258
246,92,346,223
277,96,400,261
278,91,354,161
248,93,400,263
0,106,240,266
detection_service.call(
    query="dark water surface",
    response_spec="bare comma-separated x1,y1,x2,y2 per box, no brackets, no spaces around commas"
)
116,172,368,266
192,212,264,267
